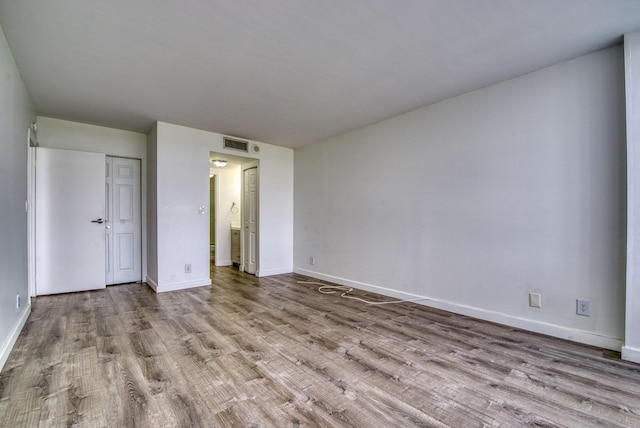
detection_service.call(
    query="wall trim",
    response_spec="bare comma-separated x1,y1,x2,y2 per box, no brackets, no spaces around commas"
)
294,268,623,352
0,303,31,372
146,277,212,293
145,277,159,292
257,266,293,277
622,346,640,364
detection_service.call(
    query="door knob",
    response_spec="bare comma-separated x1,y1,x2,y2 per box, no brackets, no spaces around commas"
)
91,218,104,224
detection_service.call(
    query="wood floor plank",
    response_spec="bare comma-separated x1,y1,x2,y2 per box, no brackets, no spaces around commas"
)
2,266,640,427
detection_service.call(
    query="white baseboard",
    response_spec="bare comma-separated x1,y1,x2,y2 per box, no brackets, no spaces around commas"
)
622,346,640,364
145,276,159,291
257,266,293,277
294,268,623,352
215,259,232,266
145,277,211,293
0,303,31,372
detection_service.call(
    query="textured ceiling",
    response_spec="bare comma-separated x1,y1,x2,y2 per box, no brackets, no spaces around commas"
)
1,1,640,148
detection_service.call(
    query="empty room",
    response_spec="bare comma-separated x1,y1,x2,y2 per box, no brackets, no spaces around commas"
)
2,1,640,426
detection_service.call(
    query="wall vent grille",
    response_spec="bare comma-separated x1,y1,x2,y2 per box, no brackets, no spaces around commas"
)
224,137,249,152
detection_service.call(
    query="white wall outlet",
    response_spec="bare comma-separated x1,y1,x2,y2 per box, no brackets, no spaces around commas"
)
577,299,591,316
310,257,315,266
529,292,541,308
185,263,192,274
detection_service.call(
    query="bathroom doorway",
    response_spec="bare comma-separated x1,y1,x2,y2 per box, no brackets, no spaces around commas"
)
210,152,258,276
209,152,260,278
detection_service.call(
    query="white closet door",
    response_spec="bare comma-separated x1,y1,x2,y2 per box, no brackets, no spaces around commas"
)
106,156,141,285
35,147,106,295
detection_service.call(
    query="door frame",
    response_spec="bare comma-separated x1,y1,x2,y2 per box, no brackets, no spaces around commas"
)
211,172,219,268
241,160,259,275
27,125,37,298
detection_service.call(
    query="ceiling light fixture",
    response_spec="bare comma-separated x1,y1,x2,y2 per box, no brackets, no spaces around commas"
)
211,159,228,168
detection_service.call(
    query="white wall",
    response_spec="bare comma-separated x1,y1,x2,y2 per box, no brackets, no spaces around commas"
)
624,32,640,364
147,122,293,292
0,24,36,371
294,46,627,351
37,117,147,158
36,117,148,281
258,146,295,276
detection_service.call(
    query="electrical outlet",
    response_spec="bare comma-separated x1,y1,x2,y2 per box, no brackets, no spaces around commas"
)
310,257,315,266
577,299,590,316
529,293,541,308
185,263,192,274
16,294,20,309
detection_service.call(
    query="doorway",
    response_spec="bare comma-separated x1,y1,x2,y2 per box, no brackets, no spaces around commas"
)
34,148,142,295
209,153,259,276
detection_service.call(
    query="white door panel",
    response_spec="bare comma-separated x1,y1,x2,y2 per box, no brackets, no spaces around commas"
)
106,157,141,285
35,147,106,295
243,166,258,274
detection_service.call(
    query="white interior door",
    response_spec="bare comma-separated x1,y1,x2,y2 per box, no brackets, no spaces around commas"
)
35,147,106,295
106,157,141,285
243,166,258,274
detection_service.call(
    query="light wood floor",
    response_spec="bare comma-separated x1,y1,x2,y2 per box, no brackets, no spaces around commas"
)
1,266,640,427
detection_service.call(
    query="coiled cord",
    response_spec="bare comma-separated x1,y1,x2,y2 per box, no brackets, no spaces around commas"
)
297,281,429,305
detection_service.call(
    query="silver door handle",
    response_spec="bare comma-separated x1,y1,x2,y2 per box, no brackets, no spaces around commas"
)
106,225,111,229
91,218,104,224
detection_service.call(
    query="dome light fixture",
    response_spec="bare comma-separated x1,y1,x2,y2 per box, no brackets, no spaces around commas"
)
211,159,228,168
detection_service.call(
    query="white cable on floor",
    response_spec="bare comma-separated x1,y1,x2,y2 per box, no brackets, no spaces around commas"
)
297,281,429,305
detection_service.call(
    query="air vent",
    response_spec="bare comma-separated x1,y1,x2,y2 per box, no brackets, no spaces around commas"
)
224,137,249,152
